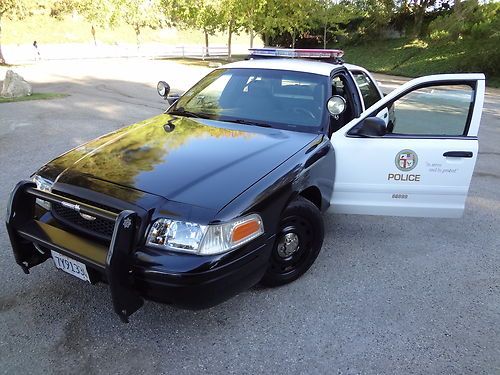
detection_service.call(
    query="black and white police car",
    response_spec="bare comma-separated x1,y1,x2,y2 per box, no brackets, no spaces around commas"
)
6,48,485,321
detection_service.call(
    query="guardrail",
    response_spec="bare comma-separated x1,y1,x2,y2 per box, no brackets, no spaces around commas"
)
165,46,229,58
2,43,233,63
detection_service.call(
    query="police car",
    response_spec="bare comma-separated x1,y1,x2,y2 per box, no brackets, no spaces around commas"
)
6,48,485,322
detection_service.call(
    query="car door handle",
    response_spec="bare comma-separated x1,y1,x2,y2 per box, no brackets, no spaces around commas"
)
443,151,473,158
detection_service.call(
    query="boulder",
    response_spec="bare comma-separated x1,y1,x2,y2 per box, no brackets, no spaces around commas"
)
1,70,32,98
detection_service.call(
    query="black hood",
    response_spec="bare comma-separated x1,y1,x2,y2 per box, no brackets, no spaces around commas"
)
38,114,318,210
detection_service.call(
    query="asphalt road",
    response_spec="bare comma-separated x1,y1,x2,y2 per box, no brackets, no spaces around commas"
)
0,59,499,375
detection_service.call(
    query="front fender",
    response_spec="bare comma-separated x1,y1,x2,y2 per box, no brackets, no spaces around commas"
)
216,136,335,239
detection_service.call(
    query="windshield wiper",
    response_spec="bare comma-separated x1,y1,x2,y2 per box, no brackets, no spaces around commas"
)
230,119,272,128
169,107,209,119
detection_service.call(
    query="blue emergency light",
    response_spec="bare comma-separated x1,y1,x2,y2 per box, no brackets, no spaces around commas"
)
249,48,344,60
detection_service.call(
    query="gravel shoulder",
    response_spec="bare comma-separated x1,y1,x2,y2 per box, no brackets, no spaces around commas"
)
0,59,499,375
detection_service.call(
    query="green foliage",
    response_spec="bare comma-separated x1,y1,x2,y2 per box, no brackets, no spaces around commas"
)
0,92,69,103
78,0,121,28
0,0,29,18
0,0,37,63
169,0,222,35
312,0,360,45
342,37,500,87
429,1,500,40
354,0,396,37
1,0,499,80
116,0,166,44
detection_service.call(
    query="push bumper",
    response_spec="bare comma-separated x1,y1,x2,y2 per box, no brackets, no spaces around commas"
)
133,240,271,310
5,181,272,322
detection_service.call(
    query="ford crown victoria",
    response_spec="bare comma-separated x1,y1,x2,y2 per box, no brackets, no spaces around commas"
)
6,48,485,322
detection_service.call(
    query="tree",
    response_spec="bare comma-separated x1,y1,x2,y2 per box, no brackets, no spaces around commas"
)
195,0,222,56
241,0,281,47
237,0,267,48
165,0,222,56
0,0,31,64
278,0,317,48
314,0,359,48
353,0,396,38
408,0,437,37
220,0,244,58
115,0,166,47
79,0,121,46
50,0,120,46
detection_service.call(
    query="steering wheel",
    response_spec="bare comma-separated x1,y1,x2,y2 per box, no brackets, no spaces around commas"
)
293,107,316,120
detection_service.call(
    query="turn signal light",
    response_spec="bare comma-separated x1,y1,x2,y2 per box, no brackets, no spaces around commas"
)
232,219,262,243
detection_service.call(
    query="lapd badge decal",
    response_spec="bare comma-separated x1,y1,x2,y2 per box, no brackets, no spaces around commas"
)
123,218,132,229
395,150,418,172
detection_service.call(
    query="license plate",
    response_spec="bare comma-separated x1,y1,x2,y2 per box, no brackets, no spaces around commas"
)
51,250,90,283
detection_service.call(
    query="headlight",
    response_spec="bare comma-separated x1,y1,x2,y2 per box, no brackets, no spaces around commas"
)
32,174,53,210
147,214,264,256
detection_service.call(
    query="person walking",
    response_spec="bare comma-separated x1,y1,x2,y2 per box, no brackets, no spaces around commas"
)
33,41,41,61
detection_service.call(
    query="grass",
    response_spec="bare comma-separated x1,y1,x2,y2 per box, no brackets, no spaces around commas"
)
3,15,498,87
2,14,256,47
0,92,69,103
158,55,247,67
341,38,500,88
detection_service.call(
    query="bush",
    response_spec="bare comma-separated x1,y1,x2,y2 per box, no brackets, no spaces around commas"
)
428,0,500,40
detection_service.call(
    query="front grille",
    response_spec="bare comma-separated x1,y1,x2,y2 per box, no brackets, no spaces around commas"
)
51,193,117,240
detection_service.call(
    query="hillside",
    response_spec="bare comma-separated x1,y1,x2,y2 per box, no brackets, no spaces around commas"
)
342,38,500,87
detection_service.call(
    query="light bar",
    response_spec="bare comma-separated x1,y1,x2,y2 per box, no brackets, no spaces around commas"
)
249,48,344,60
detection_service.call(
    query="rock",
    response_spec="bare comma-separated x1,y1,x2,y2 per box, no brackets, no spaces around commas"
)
1,70,32,98
208,62,222,68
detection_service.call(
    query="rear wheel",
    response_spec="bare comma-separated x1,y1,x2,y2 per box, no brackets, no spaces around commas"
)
261,196,324,287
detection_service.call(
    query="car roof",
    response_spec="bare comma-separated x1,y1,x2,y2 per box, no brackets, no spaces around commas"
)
221,58,364,77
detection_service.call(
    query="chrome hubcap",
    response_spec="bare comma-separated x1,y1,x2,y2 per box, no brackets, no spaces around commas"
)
277,232,299,258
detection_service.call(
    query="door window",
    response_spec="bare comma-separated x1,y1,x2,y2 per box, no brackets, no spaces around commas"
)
329,74,357,135
388,84,474,136
352,71,381,109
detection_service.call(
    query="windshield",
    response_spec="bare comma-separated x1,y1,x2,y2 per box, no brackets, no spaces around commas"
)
171,68,329,132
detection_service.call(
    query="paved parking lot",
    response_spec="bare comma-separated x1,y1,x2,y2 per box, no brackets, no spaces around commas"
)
0,59,499,374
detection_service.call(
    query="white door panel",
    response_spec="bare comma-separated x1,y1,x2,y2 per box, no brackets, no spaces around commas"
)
330,137,478,217
329,73,485,218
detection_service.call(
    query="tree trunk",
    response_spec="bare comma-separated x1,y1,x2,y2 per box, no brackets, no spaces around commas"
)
451,0,463,38
264,33,269,47
134,25,141,48
412,8,425,38
291,31,296,48
250,29,254,49
91,25,97,47
412,0,430,38
227,19,233,60
323,23,327,49
0,14,5,65
204,29,209,57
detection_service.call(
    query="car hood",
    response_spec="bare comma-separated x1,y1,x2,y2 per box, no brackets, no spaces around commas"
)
39,114,318,210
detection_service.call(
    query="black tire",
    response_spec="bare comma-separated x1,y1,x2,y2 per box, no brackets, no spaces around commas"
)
260,196,324,287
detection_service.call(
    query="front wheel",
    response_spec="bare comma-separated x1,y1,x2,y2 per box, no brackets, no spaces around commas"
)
261,196,324,287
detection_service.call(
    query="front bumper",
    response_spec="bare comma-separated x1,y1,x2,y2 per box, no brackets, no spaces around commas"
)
134,240,271,309
5,181,273,322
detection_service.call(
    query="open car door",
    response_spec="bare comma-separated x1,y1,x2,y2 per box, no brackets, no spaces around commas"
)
330,73,485,218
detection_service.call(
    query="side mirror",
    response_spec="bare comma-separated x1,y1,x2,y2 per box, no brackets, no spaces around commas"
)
350,116,387,137
167,94,180,106
157,81,170,99
326,95,346,116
